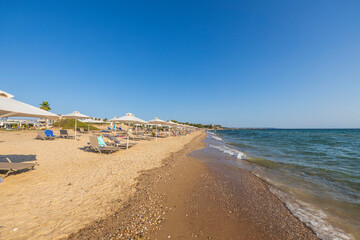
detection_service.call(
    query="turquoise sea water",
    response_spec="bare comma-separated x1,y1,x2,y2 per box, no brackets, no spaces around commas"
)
207,129,360,240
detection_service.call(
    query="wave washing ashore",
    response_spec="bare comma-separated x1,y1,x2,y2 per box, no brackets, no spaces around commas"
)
206,129,360,240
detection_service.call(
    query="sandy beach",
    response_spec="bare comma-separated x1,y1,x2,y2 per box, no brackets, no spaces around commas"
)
0,129,201,239
68,132,319,240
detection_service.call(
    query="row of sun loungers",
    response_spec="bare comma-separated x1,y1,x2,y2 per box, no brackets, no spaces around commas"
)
85,135,137,154
2,128,189,177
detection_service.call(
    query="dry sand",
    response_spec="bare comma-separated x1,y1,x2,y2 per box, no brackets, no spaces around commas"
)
0,129,202,239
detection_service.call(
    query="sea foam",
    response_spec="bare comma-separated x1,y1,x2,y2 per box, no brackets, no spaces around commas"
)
269,187,354,240
209,144,246,159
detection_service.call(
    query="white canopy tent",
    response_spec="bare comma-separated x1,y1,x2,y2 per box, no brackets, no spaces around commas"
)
62,111,91,139
110,113,147,148
0,91,59,120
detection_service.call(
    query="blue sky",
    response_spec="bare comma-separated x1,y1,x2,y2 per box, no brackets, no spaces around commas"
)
1,0,359,128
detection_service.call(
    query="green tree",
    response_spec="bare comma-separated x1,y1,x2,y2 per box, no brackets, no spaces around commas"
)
40,101,51,129
40,101,51,111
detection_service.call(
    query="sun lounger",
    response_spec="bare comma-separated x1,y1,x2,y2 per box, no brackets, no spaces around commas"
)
79,128,87,133
86,136,121,154
36,130,56,140
102,134,136,148
0,158,36,177
156,132,169,138
59,130,75,139
45,130,57,138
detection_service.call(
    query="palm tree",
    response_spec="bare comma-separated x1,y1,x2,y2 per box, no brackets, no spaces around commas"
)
40,101,51,111
40,101,51,128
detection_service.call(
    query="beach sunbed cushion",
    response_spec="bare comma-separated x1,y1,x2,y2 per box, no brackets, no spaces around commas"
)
45,130,55,137
97,136,107,148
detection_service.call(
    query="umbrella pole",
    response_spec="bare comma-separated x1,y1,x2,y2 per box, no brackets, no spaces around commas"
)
75,119,77,140
156,125,158,142
88,123,90,132
127,123,130,149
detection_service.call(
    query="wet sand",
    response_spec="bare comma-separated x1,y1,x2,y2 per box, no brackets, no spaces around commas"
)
69,132,318,240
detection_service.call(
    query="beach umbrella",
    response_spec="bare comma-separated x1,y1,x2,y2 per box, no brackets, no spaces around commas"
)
62,111,91,139
0,90,14,99
148,117,168,141
166,120,177,135
110,113,147,148
0,91,59,120
112,113,147,124
166,120,177,126
80,118,104,131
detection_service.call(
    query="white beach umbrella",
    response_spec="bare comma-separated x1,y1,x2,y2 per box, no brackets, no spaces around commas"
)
80,119,104,123
62,111,91,139
148,117,168,141
166,120,177,126
110,113,147,148
0,91,59,120
166,120,177,135
0,90,14,99
80,118,103,131
112,113,147,124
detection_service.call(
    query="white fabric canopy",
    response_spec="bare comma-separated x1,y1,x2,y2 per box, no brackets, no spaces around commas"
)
62,111,90,119
148,117,168,141
110,113,147,124
166,120,177,126
109,113,147,149
80,119,104,123
0,90,14,99
79,118,103,131
62,111,91,139
148,117,167,125
0,93,59,119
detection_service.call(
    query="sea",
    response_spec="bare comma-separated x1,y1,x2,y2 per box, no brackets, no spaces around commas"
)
205,129,360,240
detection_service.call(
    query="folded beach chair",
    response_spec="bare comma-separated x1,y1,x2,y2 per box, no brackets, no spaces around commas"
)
0,158,36,177
79,128,87,133
59,130,75,139
36,130,56,140
127,131,147,141
86,136,121,154
157,132,169,138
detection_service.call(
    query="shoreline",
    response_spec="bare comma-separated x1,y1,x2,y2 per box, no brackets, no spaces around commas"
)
69,132,318,239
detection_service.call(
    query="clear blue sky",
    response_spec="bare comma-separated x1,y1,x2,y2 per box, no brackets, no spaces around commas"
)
1,0,359,128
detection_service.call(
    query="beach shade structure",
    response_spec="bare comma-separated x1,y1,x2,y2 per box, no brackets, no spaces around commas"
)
110,113,147,148
0,90,14,99
80,118,104,131
166,120,177,135
61,111,91,139
148,117,168,141
0,91,59,120
166,120,177,126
